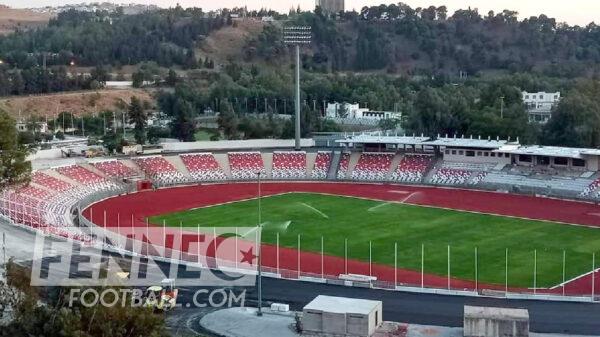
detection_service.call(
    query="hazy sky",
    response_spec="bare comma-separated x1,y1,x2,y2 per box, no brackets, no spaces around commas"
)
5,0,600,26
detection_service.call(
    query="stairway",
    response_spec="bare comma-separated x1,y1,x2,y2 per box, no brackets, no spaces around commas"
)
386,153,403,180
164,155,191,178
327,151,342,180
213,153,232,179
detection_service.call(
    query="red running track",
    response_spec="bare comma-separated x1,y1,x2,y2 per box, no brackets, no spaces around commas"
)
83,182,600,295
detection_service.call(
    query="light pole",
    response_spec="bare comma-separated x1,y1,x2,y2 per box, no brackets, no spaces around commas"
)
256,171,263,316
284,26,311,151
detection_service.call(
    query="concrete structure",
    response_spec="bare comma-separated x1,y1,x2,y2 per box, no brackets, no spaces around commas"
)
522,91,560,124
317,0,345,14
326,103,401,121
302,295,382,337
464,306,529,337
16,121,49,133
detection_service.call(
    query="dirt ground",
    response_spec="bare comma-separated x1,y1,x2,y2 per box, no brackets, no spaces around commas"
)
0,89,155,118
0,6,52,35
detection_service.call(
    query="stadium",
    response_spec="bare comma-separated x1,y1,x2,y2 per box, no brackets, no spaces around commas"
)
3,133,600,300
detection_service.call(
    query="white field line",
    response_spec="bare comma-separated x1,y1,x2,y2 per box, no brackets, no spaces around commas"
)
299,202,329,219
368,202,392,212
186,191,294,211
550,267,600,289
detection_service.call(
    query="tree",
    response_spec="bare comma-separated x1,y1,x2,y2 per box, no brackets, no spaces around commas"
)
147,126,170,144
170,98,196,141
0,110,31,188
166,69,179,86
217,103,239,139
128,96,147,145
102,130,125,154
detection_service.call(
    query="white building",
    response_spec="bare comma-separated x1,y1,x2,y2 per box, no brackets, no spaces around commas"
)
522,91,560,124
326,102,401,121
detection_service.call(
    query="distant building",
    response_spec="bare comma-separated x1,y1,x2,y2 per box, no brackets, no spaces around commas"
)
317,0,344,14
16,121,48,133
522,91,560,124
326,102,401,121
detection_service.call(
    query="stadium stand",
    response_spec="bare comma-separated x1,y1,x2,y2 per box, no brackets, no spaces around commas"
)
483,171,592,193
228,152,265,179
92,160,137,178
56,165,118,192
272,151,307,179
31,172,73,192
133,156,187,185
312,151,332,179
581,178,600,198
390,155,433,183
180,153,227,181
336,152,351,179
430,168,472,185
430,161,495,186
351,153,394,181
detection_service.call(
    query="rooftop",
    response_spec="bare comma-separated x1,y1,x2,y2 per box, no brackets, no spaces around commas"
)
422,137,517,149
303,295,381,315
496,145,600,159
335,134,430,145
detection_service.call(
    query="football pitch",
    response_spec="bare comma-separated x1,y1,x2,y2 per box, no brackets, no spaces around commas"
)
149,192,600,288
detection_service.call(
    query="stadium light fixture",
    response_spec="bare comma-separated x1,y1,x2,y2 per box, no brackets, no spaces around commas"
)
283,26,312,151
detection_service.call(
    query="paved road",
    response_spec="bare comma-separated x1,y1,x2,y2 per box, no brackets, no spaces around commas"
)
175,276,600,336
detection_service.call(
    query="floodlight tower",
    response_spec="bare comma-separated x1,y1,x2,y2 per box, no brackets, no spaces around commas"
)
284,26,312,151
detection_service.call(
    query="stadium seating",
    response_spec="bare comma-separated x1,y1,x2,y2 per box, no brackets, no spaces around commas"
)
180,153,227,181
336,153,351,179
56,165,120,193
272,151,307,179
581,178,600,198
351,153,394,181
483,172,592,193
133,156,187,185
431,168,472,185
228,152,265,179
312,151,332,179
92,160,137,178
31,172,73,192
470,171,489,185
390,155,433,183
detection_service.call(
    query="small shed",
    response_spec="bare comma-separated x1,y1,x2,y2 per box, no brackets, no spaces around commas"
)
464,306,529,337
302,295,382,337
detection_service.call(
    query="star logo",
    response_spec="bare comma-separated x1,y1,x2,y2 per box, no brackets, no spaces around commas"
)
240,247,258,265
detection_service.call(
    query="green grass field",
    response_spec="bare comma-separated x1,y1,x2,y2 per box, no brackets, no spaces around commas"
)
149,192,600,288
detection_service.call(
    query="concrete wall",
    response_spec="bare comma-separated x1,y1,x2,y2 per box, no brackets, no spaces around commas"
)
464,317,529,337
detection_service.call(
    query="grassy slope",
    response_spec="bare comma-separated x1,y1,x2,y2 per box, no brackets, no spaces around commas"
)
149,192,600,288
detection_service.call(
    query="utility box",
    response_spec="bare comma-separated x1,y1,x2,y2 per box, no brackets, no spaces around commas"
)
464,306,529,337
302,295,382,337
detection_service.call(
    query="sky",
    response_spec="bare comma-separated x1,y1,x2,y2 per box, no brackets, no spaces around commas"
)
4,0,600,26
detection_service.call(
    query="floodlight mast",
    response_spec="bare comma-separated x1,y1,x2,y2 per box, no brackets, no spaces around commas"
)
283,26,312,151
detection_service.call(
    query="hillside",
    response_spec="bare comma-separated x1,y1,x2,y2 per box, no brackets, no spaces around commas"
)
198,19,266,66
0,6,51,35
0,89,154,119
